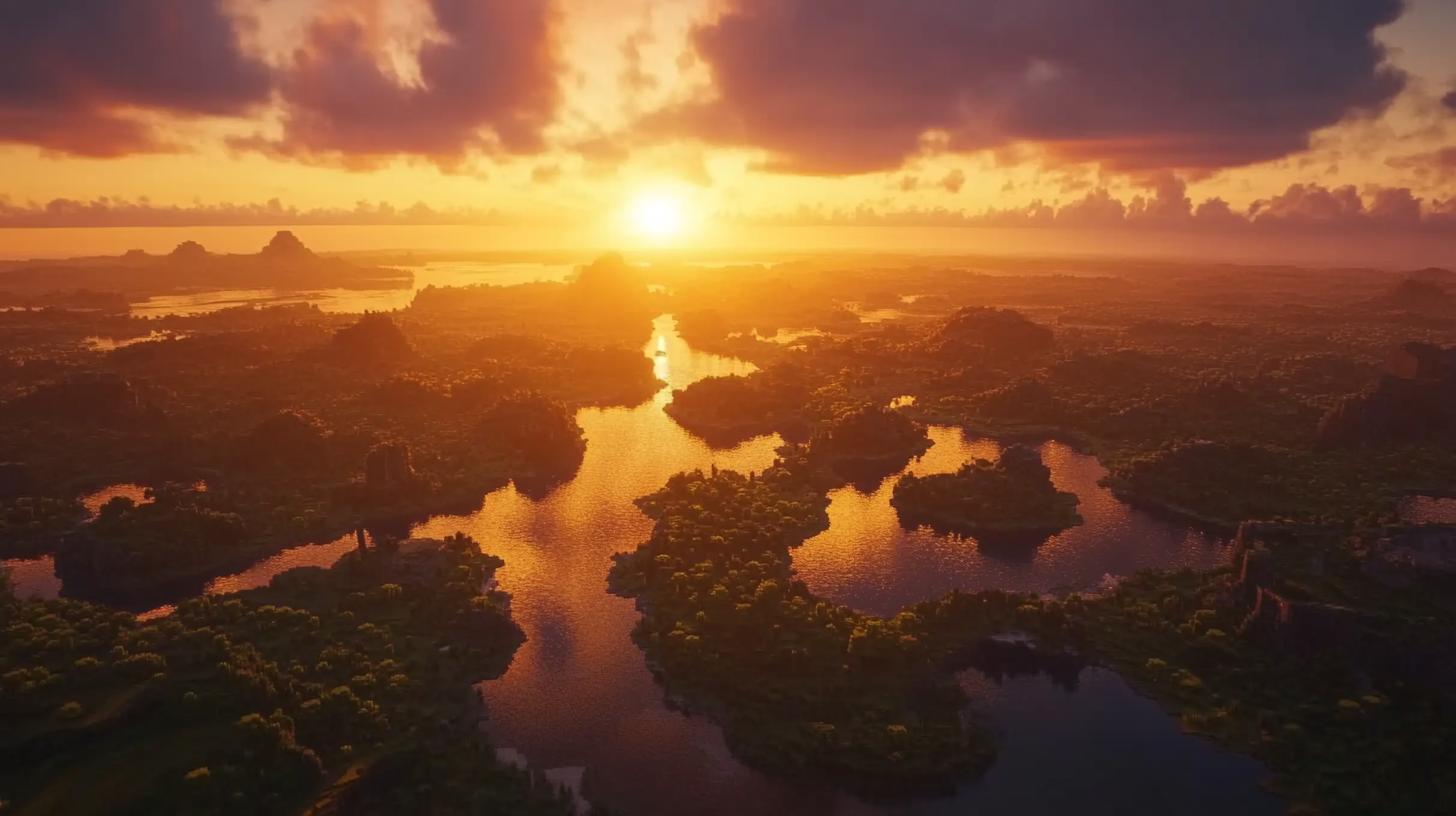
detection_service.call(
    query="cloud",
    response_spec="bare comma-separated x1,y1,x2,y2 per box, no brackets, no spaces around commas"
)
0,197,510,228
0,0,271,156
672,0,1407,174
1248,183,1367,225
233,0,561,167
1385,146,1456,186
754,181,1453,234
1443,90,1456,114
940,169,966,194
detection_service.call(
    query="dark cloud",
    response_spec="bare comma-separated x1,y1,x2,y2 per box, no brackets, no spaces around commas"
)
1443,90,1456,114
0,0,271,155
236,0,560,167
676,0,1407,174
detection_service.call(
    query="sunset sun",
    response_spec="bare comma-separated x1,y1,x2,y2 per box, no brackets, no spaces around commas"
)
628,192,686,241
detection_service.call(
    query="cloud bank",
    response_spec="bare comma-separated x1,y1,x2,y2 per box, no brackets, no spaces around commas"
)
233,0,561,166
674,0,1407,174
757,179,1456,231
0,0,560,165
0,0,1418,177
5,180,1453,236
0,0,271,155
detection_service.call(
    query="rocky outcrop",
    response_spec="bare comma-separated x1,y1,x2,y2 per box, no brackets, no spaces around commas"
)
1223,523,1349,643
365,443,416,492
1229,546,1277,605
1239,587,1359,653
260,230,315,261
168,240,208,264
1319,342,1456,446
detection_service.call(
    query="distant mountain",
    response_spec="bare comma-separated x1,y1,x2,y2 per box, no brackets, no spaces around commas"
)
0,232,410,301
1366,277,1455,315
1320,342,1456,446
1407,267,1456,284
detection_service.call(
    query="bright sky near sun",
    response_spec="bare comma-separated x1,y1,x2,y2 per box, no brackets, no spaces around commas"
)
1,0,1455,251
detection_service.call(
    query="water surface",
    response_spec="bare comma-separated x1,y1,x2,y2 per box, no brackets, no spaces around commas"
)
922,667,1281,815
1399,495,1456,524
0,314,1275,815
794,430,1231,616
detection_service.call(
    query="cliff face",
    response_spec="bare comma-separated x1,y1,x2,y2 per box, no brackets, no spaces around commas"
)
365,442,416,492
1319,343,1456,447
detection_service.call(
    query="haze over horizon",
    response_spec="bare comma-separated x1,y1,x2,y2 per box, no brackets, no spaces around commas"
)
1,0,1455,266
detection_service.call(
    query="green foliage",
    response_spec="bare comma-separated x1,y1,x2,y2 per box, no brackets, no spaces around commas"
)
892,444,1082,535
0,536,551,815
1076,558,1456,815
610,462,1072,792
477,391,586,481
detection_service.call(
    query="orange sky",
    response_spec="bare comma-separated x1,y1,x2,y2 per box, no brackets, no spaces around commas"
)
1,0,1454,254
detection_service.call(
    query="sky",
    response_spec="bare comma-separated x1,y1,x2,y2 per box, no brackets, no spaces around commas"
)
1,0,1454,258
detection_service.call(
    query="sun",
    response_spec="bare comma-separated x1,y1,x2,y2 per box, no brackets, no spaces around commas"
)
628,192,686,241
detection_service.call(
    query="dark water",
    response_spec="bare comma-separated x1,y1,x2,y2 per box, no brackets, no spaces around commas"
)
1,314,1277,815
928,668,1281,815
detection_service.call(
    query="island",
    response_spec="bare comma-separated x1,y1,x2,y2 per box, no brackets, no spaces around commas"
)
890,444,1082,537
0,535,576,814
808,404,932,486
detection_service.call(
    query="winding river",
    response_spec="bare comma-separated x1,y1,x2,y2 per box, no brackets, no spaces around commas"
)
4,315,1281,815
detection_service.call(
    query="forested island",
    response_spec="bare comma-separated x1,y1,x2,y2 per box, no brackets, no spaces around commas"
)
891,444,1082,537
1,535,576,814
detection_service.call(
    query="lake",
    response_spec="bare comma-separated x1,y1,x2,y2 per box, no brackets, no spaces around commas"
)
1,313,1277,815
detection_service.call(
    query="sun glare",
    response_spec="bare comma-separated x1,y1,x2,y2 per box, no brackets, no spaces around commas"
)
628,192,686,241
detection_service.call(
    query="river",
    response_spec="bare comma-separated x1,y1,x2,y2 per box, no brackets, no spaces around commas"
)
2,314,1280,815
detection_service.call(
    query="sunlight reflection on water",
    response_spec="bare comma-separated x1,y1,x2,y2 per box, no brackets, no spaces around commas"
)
0,313,1277,815
1399,496,1456,524
793,428,1231,616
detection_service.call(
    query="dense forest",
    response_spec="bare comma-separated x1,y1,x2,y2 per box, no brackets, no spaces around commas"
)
2,248,1455,813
